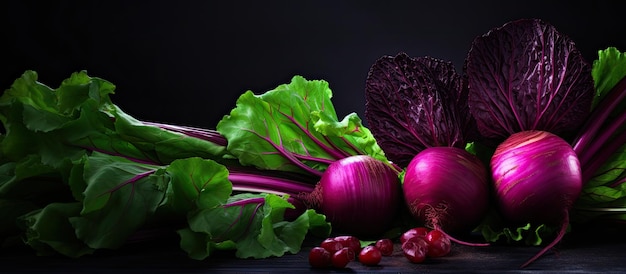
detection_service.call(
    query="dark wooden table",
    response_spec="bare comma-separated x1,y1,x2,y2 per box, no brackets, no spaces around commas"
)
2,223,625,273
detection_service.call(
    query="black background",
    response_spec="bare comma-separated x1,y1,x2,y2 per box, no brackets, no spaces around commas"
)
1,0,625,129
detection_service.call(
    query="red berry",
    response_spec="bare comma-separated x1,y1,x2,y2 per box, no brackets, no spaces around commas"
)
320,238,343,253
374,238,394,256
401,237,428,263
334,235,362,253
331,247,355,268
308,247,331,268
359,245,382,266
400,227,429,244
425,229,451,257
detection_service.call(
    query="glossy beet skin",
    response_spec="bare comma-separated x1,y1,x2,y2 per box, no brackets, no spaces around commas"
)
491,130,582,224
403,147,489,233
317,155,401,237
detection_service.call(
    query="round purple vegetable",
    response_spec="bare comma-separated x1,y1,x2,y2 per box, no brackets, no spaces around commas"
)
465,18,594,267
364,53,490,245
403,147,490,240
310,155,401,238
491,130,583,225
491,130,582,267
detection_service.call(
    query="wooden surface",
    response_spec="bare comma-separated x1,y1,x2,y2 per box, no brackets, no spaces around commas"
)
1,223,625,273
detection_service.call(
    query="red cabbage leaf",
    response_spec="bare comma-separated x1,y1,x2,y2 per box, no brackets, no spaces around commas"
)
364,53,474,167
465,18,594,142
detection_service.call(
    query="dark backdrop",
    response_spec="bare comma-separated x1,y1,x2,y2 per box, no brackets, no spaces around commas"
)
2,0,625,129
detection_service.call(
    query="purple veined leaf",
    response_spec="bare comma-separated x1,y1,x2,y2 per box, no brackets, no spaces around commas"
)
217,76,387,177
465,18,594,142
72,152,170,249
365,52,474,167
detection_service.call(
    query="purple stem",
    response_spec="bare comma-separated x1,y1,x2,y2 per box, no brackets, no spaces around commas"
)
229,173,315,196
76,145,161,166
293,154,335,165
141,121,228,146
582,128,626,183
277,109,349,160
101,170,155,195
323,135,353,158
213,197,264,242
579,109,626,170
223,197,266,208
572,76,626,156
245,128,324,177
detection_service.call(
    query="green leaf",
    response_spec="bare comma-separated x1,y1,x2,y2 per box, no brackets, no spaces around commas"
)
18,202,95,257
0,71,118,168
0,156,72,204
0,71,59,116
183,193,330,259
177,227,215,260
0,70,225,169
108,104,227,163
0,71,333,260
584,144,626,189
311,110,386,162
217,75,386,176
165,157,232,213
582,185,626,203
475,209,559,246
573,144,626,222
71,152,169,249
56,71,116,114
67,155,88,202
569,48,626,223
479,222,556,246
253,194,302,256
592,47,626,108
0,199,38,239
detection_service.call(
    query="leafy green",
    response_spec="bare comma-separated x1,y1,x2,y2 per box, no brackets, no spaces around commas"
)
475,209,559,246
571,47,626,223
0,70,226,169
216,75,387,177
0,71,332,260
573,142,626,222
70,152,170,249
180,193,330,259
19,202,95,258
475,47,626,244
591,47,626,108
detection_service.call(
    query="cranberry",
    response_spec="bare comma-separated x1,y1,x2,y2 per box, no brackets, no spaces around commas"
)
331,247,355,268
400,227,430,244
320,238,343,253
425,229,452,257
374,238,394,256
308,246,331,268
359,245,382,266
334,235,362,253
402,237,428,263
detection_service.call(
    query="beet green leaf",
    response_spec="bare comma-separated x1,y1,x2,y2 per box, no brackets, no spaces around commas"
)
180,193,330,259
19,202,95,258
165,156,232,213
591,47,626,108
216,75,386,177
71,152,170,249
1,71,330,259
0,70,226,169
571,47,626,223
